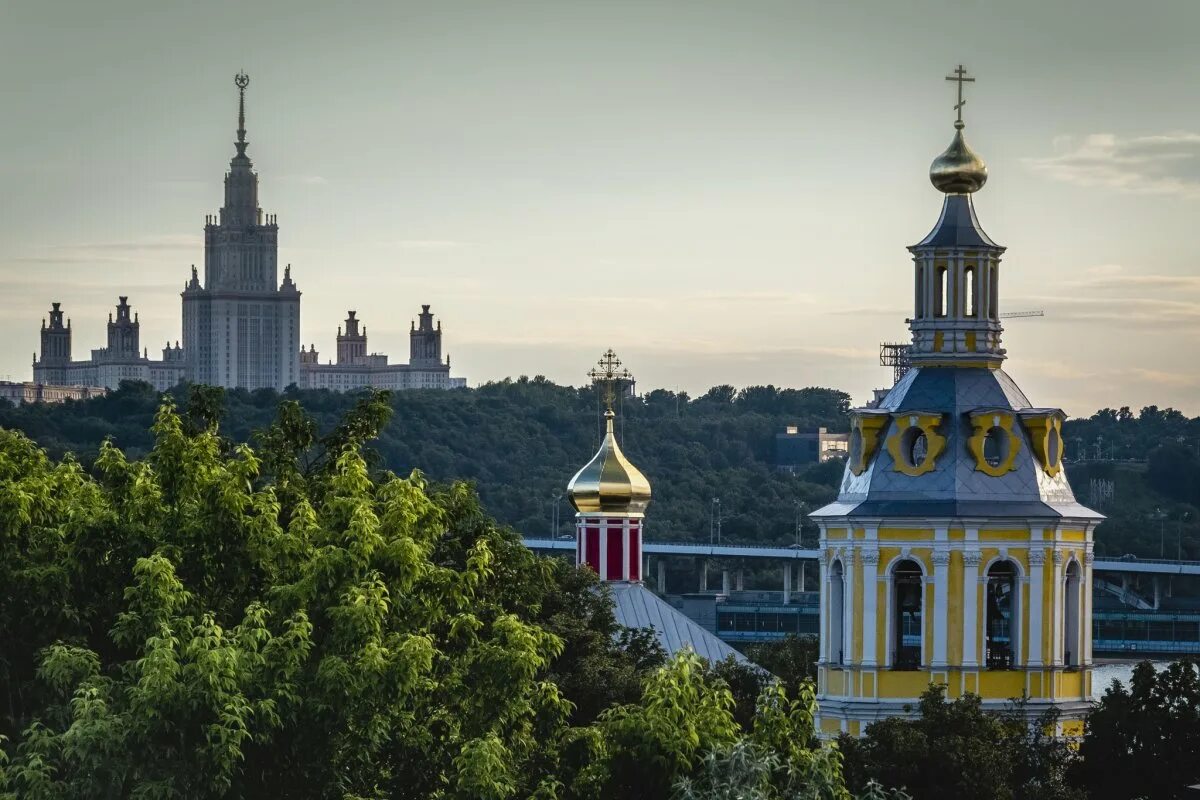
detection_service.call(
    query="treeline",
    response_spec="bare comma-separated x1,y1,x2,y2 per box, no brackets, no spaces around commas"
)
0,379,850,544
3,381,1200,556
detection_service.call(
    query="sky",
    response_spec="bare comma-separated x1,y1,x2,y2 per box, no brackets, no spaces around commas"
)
2,0,1200,415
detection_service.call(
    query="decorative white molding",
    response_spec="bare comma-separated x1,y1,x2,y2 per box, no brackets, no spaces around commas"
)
1028,548,1046,566
962,551,982,567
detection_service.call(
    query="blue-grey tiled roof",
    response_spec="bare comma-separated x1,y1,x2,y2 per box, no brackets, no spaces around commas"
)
911,194,1003,250
608,583,746,663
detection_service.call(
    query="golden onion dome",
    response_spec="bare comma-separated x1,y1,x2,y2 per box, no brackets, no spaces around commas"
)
930,122,988,194
567,409,652,517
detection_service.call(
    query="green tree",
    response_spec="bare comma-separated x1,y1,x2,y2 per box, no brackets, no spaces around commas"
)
0,392,654,799
1077,660,1200,800
838,685,1082,800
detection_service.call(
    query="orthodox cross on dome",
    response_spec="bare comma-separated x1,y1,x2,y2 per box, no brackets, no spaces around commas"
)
587,348,632,413
945,64,975,128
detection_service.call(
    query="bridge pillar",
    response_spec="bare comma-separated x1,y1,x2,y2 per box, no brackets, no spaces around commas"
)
700,561,708,592
657,559,666,594
783,563,792,605
722,569,731,595
800,560,807,592
1154,576,1162,610
735,569,744,592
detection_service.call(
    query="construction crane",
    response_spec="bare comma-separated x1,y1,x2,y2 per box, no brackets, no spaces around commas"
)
879,310,1044,384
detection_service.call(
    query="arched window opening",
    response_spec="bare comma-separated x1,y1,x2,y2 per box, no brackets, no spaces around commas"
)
830,560,845,666
964,265,976,317
936,266,948,317
1064,561,1082,668
983,426,1007,467
986,561,1018,670
989,265,999,320
916,265,926,318
892,559,923,670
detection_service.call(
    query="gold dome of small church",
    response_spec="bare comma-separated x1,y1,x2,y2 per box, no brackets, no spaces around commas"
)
567,408,652,516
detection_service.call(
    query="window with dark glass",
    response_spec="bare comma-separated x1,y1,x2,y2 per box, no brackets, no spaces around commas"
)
892,559,923,670
986,561,1018,670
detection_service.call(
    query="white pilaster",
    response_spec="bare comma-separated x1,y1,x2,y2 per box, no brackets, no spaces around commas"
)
932,549,950,667
843,548,856,664
932,526,949,668
1083,546,1095,667
621,519,631,581
1027,546,1045,667
599,520,609,581
1050,547,1065,666
861,547,879,667
962,548,981,667
818,556,829,665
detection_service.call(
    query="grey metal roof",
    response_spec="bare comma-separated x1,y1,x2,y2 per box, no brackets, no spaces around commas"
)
607,582,747,663
911,194,1003,250
813,366,1103,523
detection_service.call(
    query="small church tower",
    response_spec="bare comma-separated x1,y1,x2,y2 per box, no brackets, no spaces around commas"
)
566,350,743,663
810,68,1103,737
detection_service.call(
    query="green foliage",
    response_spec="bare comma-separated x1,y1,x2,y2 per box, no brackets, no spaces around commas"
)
0,389,868,800
0,391,658,798
1077,660,1200,800
838,685,1083,800
0,379,851,544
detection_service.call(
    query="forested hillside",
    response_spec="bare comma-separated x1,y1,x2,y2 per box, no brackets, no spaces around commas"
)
2,379,1198,557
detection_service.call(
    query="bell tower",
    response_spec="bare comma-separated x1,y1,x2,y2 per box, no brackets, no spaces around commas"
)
811,68,1103,738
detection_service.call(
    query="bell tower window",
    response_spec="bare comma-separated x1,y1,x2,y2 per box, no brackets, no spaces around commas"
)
891,559,923,670
986,561,1019,670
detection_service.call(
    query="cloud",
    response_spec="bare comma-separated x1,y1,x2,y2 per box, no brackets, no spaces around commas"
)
1025,132,1200,196
1022,294,1200,328
382,239,470,250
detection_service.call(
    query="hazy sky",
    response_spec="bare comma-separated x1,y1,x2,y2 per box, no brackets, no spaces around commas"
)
3,0,1200,414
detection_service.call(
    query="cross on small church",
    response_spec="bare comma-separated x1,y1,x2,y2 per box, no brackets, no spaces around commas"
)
588,349,632,412
945,64,975,125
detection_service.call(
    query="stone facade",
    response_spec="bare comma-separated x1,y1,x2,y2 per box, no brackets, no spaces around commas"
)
0,381,106,405
180,75,301,391
299,307,465,392
32,298,186,391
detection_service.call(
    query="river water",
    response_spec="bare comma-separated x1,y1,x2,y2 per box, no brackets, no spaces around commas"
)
1090,660,1172,698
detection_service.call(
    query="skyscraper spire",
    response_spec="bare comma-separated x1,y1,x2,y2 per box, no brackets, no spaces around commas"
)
234,71,250,161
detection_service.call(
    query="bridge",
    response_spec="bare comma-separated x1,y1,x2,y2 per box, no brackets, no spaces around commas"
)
524,537,1200,655
521,537,1200,576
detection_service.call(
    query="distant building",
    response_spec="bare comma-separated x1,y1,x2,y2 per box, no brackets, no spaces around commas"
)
775,426,850,471
31,74,469,395
299,307,465,391
32,298,186,391
180,72,300,390
0,380,106,405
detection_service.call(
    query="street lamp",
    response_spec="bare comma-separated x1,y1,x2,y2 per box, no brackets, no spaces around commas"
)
710,497,722,545
551,492,564,538
794,500,808,547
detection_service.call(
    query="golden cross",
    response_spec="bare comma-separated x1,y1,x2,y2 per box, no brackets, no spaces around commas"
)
945,64,975,125
587,348,632,412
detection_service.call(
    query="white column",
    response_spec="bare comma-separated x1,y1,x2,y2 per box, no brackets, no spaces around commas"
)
818,557,829,665
657,559,666,594
598,519,609,581
1027,547,1045,667
932,547,950,667
783,563,792,605
962,550,981,667
861,548,879,666
722,569,731,594
843,550,856,664
735,569,744,592
622,519,631,581
1083,547,1094,667
1049,548,1064,666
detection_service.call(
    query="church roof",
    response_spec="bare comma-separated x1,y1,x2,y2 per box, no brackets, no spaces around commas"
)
813,367,1103,523
911,194,1001,250
607,583,746,664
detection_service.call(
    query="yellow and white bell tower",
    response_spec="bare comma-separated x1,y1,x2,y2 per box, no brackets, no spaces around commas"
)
811,67,1104,736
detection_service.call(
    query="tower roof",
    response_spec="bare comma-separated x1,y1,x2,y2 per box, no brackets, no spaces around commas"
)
567,409,652,516
929,65,988,194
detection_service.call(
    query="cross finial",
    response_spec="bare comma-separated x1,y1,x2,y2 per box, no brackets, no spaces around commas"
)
587,348,633,413
945,64,975,129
